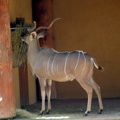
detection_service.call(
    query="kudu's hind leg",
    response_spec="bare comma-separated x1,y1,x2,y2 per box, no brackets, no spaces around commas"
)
38,78,46,115
46,80,52,114
78,80,93,116
88,78,103,114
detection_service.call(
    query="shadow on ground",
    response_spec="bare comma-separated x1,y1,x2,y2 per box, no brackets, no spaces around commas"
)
14,98,120,120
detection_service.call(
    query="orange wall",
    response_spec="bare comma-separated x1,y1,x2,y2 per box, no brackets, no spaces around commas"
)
9,0,120,103
53,0,120,99
9,0,32,23
9,0,36,108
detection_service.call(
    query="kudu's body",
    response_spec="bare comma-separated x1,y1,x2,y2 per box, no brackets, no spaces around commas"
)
21,19,103,116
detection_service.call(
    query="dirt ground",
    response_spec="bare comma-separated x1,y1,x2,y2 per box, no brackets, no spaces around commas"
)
12,98,120,119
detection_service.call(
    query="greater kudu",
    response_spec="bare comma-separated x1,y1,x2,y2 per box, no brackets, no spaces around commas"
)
21,18,103,116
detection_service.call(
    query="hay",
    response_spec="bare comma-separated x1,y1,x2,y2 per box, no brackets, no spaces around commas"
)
11,24,29,68
16,109,36,119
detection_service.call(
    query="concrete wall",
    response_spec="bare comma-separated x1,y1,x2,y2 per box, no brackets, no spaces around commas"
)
53,0,120,99
9,0,36,108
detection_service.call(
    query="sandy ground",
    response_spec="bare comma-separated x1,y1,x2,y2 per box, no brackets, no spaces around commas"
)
12,98,120,119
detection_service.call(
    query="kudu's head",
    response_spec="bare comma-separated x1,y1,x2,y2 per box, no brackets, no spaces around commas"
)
21,18,61,45
21,30,46,45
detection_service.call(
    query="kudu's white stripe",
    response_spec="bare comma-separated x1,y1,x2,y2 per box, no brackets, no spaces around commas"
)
64,52,71,77
56,54,60,76
91,57,94,69
74,51,80,71
47,53,54,77
81,52,86,76
51,53,58,76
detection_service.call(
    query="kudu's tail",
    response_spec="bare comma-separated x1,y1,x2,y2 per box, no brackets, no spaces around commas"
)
91,58,104,71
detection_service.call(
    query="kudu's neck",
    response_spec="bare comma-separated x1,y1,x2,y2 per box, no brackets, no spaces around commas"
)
28,39,40,64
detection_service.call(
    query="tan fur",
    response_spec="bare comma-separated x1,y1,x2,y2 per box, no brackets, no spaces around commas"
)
21,21,103,115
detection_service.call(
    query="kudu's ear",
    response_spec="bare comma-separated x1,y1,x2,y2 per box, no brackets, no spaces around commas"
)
37,31,46,39
30,32,37,39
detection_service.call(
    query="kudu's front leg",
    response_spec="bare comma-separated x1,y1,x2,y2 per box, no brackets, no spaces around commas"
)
38,78,46,115
46,80,52,114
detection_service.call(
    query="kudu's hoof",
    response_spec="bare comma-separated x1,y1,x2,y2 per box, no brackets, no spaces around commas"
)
84,111,90,116
38,111,46,115
45,110,51,114
98,109,103,114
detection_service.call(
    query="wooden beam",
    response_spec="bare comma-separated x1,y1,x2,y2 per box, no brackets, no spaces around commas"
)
32,0,55,48
19,62,29,107
0,0,16,119
32,0,57,99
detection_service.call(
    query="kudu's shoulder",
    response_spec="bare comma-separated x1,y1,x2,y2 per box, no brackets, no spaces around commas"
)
39,47,55,56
